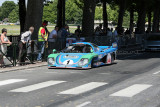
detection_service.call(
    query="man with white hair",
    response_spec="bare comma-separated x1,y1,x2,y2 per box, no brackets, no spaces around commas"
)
18,26,34,65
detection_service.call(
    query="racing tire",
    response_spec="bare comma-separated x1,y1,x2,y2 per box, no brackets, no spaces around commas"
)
111,54,114,64
106,53,114,64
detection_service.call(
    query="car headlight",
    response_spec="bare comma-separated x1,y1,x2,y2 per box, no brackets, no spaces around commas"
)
78,58,89,66
48,58,55,65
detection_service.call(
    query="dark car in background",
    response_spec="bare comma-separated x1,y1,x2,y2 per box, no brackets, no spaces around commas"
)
144,33,160,51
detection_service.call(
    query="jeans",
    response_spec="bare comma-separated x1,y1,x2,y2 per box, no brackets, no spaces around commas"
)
37,41,45,61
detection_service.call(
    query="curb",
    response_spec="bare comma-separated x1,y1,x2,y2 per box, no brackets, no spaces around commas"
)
0,62,47,73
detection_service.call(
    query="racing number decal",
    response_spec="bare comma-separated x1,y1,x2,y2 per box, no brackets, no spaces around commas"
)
67,60,70,65
107,53,111,64
63,60,74,65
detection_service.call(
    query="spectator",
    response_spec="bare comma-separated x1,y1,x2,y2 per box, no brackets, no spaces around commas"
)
62,24,70,38
0,28,12,68
117,27,124,35
125,28,130,35
75,25,82,34
107,28,113,37
113,27,118,42
113,27,118,36
103,27,107,35
48,26,59,54
44,20,50,35
37,21,48,61
95,24,103,36
58,24,70,50
18,27,34,65
146,28,150,34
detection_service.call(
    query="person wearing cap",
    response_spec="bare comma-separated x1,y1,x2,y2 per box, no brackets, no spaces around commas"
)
18,27,34,65
0,28,12,68
37,21,48,61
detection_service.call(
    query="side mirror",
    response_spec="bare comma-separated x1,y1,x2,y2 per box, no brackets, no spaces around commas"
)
91,50,94,53
53,49,56,53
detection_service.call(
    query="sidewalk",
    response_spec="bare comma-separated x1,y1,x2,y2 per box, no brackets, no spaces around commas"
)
0,62,47,73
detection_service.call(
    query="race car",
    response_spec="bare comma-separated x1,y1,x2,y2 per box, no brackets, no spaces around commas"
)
48,42,118,69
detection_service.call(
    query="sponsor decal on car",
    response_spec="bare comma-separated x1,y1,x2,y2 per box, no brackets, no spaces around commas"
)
63,56,79,59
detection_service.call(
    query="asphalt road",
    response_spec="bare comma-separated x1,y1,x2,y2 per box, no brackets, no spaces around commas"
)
0,51,160,107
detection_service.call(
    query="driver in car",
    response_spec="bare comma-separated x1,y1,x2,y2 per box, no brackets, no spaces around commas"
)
83,46,93,53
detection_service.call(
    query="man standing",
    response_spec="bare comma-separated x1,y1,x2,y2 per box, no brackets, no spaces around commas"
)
48,26,59,54
19,27,34,65
37,21,48,61
61,24,70,49
75,25,82,34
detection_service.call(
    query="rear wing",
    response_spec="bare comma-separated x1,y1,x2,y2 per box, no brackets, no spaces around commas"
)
112,42,118,49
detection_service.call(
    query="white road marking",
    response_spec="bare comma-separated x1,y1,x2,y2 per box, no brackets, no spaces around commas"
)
0,79,27,86
59,82,108,95
110,84,152,97
99,73,110,75
9,81,66,92
76,101,91,107
153,71,160,75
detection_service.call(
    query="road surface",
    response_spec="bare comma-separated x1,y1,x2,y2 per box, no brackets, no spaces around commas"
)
0,51,160,107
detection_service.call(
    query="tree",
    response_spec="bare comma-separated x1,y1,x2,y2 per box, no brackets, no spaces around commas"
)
24,0,44,39
19,0,26,33
43,0,58,24
0,7,2,20
1,1,16,20
107,4,119,24
135,0,147,34
116,0,126,29
8,6,19,23
82,0,96,36
152,0,160,32
65,0,83,24
102,0,108,28
57,0,65,29
95,6,102,20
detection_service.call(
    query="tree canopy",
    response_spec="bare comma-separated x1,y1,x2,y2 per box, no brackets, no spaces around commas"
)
0,1,16,20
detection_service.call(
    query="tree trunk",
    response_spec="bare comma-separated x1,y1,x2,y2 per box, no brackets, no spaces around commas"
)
147,11,152,32
24,0,44,40
82,0,96,37
57,0,63,29
62,0,65,26
117,0,126,29
137,1,146,34
129,7,134,34
152,5,160,32
19,0,26,33
103,0,108,29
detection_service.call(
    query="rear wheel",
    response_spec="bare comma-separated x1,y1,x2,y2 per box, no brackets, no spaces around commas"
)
111,54,114,64
106,53,114,64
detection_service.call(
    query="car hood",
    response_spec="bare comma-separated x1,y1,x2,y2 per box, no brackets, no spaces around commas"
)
56,53,89,65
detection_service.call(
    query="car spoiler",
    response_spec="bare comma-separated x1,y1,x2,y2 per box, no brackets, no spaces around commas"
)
112,42,118,48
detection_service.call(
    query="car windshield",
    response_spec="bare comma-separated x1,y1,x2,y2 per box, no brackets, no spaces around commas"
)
62,44,93,53
91,43,100,52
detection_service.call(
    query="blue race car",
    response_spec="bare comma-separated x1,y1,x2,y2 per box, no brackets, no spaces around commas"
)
48,42,118,69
